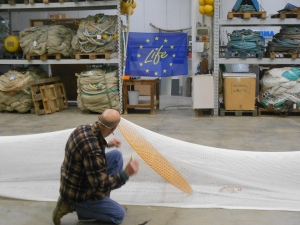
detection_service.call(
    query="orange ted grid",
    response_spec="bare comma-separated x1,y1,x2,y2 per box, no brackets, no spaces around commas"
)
119,119,193,195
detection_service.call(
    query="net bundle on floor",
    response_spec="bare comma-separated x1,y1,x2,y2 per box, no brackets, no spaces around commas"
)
71,14,119,53
76,68,120,113
0,118,299,211
0,67,48,112
259,67,300,111
19,25,75,57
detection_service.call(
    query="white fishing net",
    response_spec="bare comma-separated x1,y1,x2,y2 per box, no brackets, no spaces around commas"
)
0,118,299,211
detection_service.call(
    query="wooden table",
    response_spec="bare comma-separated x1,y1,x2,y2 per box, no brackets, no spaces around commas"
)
122,78,160,114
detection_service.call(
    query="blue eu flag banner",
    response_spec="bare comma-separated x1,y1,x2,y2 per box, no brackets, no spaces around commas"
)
125,32,188,77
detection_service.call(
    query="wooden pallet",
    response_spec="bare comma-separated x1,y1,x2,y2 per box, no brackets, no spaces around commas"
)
268,52,299,59
194,109,214,117
26,53,62,61
228,11,266,19
54,83,68,110
271,11,300,19
258,108,300,117
220,107,257,117
40,84,60,114
75,52,113,60
30,76,67,116
43,0,65,3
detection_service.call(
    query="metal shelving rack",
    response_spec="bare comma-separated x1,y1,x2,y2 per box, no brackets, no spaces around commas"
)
0,0,123,112
213,0,300,116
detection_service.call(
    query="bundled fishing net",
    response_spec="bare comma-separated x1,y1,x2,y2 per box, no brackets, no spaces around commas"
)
0,67,48,112
19,25,75,57
226,29,265,58
259,67,300,112
0,16,10,58
71,14,119,53
76,67,120,113
267,26,300,53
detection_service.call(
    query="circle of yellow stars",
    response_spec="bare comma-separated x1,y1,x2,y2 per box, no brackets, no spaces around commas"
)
137,36,176,76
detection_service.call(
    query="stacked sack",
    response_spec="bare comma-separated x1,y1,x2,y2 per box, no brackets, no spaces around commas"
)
76,67,120,113
0,67,48,112
19,25,75,57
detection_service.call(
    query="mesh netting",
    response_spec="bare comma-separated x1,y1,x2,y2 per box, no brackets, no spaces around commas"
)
0,118,299,210
259,67,300,110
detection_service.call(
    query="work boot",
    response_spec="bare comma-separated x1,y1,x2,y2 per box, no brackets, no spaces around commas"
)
52,196,74,225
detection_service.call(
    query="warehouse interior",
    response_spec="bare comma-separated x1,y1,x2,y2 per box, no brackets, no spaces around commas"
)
1,0,300,225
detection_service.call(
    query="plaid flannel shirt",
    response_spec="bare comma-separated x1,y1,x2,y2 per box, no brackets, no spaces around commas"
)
59,121,127,203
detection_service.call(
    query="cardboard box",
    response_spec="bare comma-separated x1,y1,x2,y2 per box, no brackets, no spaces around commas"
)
223,73,256,110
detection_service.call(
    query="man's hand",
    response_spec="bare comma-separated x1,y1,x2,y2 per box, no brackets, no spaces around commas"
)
124,158,139,177
107,138,121,148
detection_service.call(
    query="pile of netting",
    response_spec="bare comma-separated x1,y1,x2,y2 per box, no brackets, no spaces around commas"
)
76,67,120,113
71,14,119,53
267,26,300,53
0,16,9,58
0,118,300,210
0,67,48,112
226,29,265,58
235,4,256,12
19,25,75,57
259,67,300,112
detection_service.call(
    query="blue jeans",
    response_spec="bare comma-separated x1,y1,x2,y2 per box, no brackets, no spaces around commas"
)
75,150,126,224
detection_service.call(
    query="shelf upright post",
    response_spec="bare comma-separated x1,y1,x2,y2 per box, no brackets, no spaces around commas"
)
213,0,220,116
117,0,123,114
8,10,12,35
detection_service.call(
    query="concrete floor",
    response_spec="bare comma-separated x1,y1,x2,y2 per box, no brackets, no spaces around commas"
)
1,96,300,225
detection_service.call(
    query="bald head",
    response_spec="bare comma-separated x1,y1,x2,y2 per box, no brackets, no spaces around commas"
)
98,109,121,129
